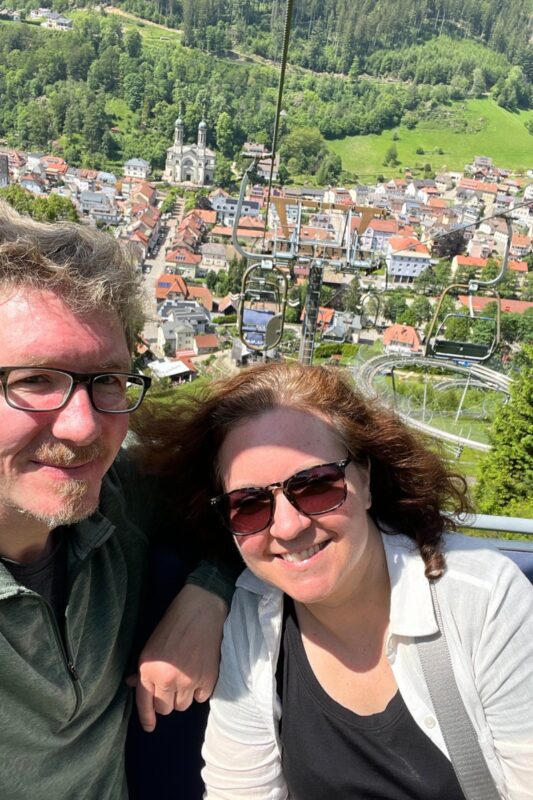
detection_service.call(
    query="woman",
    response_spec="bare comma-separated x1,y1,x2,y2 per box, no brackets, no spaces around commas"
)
133,362,533,799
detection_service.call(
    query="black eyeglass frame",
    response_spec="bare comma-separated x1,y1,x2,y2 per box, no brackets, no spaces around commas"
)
210,456,352,536
0,366,152,414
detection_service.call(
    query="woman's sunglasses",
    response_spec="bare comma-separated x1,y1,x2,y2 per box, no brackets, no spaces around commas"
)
210,457,351,536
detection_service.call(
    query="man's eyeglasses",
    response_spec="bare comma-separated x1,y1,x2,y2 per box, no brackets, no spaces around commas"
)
0,367,152,414
211,457,351,536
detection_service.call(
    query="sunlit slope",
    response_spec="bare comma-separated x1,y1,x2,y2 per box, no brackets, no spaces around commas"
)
329,99,533,177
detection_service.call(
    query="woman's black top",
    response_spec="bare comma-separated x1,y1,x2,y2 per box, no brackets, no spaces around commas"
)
277,599,466,800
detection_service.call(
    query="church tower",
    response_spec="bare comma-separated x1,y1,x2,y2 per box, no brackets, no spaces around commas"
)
174,118,184,150
197,119,207,150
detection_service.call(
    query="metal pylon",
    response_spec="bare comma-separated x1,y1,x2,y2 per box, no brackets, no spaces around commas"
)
299,259,323,366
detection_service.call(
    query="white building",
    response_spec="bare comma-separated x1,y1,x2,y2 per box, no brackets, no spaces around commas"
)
123,158,151,180
200,242,228,273
42,12,72,30
164,118,215,186
386,236,431,283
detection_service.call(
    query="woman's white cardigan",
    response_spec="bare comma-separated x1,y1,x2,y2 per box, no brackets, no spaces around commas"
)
202,534,533,799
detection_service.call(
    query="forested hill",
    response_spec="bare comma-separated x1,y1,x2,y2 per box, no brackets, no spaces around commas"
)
110,0,532,75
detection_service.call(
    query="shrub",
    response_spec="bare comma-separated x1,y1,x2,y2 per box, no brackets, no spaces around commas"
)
213,314,237,324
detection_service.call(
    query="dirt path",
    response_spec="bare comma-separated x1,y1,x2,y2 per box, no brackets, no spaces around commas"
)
103,5,182,34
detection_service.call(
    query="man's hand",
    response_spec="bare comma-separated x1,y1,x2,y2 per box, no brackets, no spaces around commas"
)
130,584,228,732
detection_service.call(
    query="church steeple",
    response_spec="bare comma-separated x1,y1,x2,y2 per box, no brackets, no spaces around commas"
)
197,119,207,150
174,117,184,149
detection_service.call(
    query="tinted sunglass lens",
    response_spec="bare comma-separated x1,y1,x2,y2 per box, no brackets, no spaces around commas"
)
288,464,346,515
228,488,273,535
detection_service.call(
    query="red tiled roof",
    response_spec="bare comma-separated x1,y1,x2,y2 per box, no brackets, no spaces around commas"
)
367,218,400,233
300,306,334,327
195,333,219,349
156,273,188,301
458,179,498,194
212,225,261,239
187,285,213,311
512,234,531,248
176,356,197,372
383,324,421,350
508,260,528,273
130,230,149,244
238,215,265,231
165,248,202,266
455,256,487,269
191,208,217,225
458,296,533,314
218,295,238,313
389,236,429,256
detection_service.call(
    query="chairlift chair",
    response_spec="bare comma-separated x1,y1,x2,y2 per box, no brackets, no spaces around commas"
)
238,261,289,352
425,214,511,364
431,313,499,361
425,284,501,363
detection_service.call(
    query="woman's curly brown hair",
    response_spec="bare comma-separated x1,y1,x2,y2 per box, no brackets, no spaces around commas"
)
131,362,473,578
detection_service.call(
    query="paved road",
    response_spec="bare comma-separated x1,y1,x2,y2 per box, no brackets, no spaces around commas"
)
141,198,184,349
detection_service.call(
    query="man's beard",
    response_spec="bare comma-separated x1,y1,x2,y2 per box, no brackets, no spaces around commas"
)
24,477,99,529
9,440,106,529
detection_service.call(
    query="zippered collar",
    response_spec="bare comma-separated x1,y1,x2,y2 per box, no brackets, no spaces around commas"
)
0,510,115,600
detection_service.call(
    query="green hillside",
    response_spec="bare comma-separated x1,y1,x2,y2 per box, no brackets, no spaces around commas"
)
329,99,533,179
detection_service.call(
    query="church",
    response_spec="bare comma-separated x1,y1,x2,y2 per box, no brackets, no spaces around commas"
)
164,118,216,186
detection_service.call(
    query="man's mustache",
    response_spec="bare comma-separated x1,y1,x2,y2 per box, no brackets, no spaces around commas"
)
32,441,106,468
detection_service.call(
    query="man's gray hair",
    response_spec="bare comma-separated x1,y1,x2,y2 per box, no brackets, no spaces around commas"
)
0,200,146,351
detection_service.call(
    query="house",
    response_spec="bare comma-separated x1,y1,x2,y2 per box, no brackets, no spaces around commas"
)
191,208,217,226
321,311,362,344
164,118,215,186
158,299,212,337
194,333,220,355
29,8,50,19
243,143,281,181
41,155,69,182
383,324,421,354
187,285,214,312
43,12,73,30
217,295,239,315
147,357,197,383
451,255,487,276
360,218,414,253
130,181,157,207
155,274,189,303
210,194,261,226
386,237,431,283
511,234,531,259
165,248,202,279
19,174,46,195
200,242,228,273
79,191,121,225
472,156,493,170
123,158,151,180
456,179,499,206
467,233,493,260
508,260,528,277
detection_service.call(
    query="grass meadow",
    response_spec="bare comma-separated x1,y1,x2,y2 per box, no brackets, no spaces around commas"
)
329,99,533,179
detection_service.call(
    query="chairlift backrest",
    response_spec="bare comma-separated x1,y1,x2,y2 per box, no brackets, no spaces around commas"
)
425,285,501,364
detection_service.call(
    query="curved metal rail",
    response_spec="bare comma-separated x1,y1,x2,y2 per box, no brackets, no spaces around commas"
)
354,354,511,451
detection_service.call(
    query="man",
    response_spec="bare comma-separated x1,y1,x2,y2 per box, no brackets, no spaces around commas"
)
0,201,229,799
